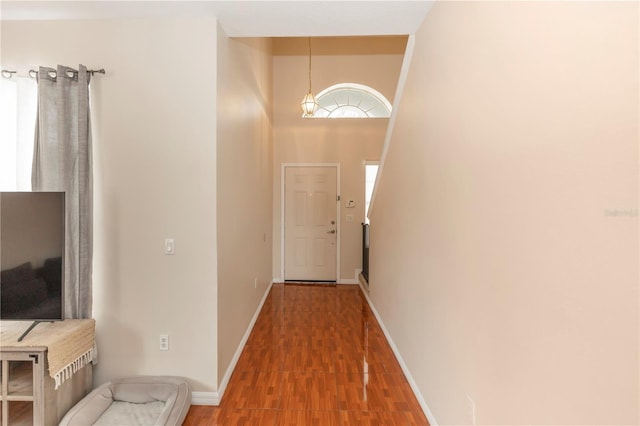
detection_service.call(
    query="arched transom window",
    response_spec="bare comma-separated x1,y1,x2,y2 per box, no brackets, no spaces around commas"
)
309,83,392,118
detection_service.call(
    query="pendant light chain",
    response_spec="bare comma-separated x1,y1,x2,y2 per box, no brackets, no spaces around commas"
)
308,37,313,92
300,36,319,117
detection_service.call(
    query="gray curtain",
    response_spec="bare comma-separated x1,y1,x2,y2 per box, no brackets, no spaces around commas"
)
32,65,92,319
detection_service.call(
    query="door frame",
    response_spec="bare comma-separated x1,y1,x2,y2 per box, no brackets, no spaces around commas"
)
280,163,341,281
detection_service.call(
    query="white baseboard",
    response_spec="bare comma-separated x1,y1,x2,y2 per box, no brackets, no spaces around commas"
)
276,270,362,285
338,268,362,285
358,271,369,291
214,281,274,404
357,281,438,426
192,391,219,405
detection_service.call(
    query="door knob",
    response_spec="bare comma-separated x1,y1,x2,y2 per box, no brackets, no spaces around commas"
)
327,229,336,234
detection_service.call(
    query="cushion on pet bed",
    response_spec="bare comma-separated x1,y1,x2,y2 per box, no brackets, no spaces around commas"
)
59,376,191,426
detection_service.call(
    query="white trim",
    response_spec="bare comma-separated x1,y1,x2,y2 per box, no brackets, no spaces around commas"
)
359,271,369,291
357,280,439,426
336,165,341,282
280,163,341,282
215,281,274,404
191,392,218,406
368,34,416,219
308,82,393,119
316,83,393,111
280,165,285,280
338,268,362,285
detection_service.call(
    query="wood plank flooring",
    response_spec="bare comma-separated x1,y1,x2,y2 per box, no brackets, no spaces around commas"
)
183,283,429,425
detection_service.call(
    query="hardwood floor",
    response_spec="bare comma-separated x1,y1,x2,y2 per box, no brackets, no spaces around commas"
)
183,283,429,425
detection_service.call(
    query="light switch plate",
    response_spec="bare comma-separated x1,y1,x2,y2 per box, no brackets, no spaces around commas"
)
164,239,175,255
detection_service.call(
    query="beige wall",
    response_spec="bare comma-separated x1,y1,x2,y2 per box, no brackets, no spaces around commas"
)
272,36,406,281
1,18,220,392
370,2,639,424
216,31,273,383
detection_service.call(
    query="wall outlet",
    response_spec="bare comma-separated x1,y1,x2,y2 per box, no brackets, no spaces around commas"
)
159,334,169,351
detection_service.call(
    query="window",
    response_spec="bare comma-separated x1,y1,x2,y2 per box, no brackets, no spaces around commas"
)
364,162,379,224
309,83,392,118
0,75,37,190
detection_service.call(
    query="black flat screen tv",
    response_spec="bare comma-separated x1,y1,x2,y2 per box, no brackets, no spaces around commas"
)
0,191,65,321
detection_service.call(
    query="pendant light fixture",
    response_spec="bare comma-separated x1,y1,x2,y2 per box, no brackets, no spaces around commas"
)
300,37,318,117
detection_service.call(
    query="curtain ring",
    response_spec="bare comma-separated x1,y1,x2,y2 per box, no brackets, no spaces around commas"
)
47,70,57,79
28,69,38,79
1,70,15,79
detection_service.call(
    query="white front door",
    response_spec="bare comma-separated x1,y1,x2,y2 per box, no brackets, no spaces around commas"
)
284,166,338,281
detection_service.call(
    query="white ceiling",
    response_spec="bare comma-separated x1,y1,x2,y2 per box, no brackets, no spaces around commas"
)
0,1,434,37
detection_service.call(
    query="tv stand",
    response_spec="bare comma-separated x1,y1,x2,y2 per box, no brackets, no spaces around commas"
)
0,320,94,425
16,320,54,343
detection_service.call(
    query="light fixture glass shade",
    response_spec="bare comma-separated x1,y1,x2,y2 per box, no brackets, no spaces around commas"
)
301,91,319,117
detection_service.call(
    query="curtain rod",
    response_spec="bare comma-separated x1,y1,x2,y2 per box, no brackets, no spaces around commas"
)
1,68,106,79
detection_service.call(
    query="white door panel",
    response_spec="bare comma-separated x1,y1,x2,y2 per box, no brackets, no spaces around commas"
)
284,166,337,281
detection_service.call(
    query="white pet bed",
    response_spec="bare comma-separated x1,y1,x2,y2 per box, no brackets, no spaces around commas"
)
59,376,191,426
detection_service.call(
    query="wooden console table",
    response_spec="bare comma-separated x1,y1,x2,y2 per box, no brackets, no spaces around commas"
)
0,320,95,426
